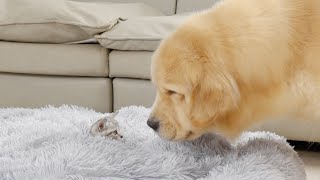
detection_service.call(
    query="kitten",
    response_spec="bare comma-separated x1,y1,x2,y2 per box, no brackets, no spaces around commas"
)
90,112,123,140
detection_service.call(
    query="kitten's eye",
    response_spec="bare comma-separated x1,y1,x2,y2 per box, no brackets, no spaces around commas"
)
107,130,118,136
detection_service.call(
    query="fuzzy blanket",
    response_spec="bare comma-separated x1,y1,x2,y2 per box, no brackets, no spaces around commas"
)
0,106,306,180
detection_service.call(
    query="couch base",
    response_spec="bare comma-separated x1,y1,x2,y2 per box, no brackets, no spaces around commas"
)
0,73,112,112
113,78,156,110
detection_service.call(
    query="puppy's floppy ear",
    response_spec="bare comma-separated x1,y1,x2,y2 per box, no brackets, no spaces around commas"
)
193,62,240,120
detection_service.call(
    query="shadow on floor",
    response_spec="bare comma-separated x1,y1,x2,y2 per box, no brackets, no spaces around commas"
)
288,140,320,152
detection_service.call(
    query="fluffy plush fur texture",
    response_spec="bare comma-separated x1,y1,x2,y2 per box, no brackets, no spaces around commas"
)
0,105,305,180
150,0,320,141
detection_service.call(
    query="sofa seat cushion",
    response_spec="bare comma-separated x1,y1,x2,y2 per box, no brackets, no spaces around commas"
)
109,50,153,79
0,0,164,43
0,41,109,77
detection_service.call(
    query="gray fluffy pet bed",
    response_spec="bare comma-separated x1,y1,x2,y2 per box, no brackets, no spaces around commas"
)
0,106,306,180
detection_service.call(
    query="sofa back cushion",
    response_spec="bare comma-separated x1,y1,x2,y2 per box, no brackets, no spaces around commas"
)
71,0,177,15
176,0,221,13
0,0,164,43
96,14,190,51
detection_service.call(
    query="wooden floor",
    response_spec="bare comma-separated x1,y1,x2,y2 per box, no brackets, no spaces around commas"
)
299,151,320,180
289,141,320,180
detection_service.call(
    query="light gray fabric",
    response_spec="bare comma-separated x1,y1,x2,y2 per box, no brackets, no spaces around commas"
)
250,118,320,143
0,74,112,112
71,0,177,15
0,42,109,77
96,15,189,51
113,78,156,110
0,0,164,43
109,51,153,79
0,105,306,180
176,0,221,13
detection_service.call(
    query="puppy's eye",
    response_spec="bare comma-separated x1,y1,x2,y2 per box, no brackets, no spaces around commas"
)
166,90,177,95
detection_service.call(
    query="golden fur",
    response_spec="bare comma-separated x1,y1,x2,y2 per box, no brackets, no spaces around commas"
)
149,0,320,141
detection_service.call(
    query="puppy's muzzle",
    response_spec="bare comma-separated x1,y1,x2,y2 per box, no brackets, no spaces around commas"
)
147,117,160,131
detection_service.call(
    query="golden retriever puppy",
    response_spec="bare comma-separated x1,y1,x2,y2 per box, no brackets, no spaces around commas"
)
148,0,320,141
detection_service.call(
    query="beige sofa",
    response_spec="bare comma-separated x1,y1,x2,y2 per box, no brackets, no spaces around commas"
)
0,0,216,112
1,0,320,143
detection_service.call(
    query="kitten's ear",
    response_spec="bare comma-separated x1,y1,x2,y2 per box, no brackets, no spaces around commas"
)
95,118,108,130
90,118,107,135
98,120,105,131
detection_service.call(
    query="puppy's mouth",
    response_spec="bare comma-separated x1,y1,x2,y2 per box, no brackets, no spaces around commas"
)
179,131,201,141
154,121,201,141
184,131,194,139
160,130,200,141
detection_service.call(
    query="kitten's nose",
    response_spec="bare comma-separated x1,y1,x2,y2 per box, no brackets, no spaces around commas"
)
147,117,159,131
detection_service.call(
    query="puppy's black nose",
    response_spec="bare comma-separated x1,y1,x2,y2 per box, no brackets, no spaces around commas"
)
147,118,159,131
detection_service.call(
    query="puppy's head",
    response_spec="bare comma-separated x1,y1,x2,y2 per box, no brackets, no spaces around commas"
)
148,22,240,141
